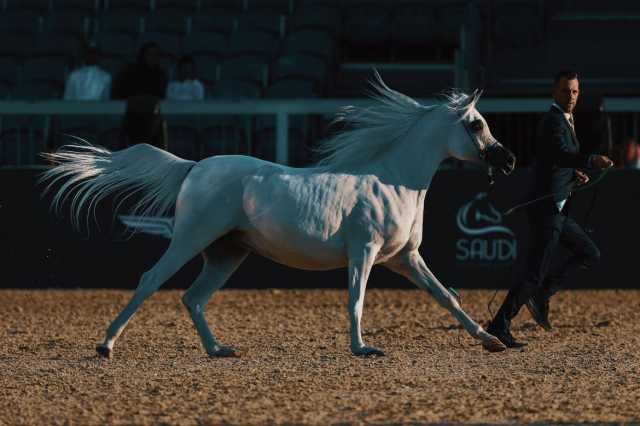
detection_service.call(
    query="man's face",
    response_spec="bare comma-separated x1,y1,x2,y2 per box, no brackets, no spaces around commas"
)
552,77,579,113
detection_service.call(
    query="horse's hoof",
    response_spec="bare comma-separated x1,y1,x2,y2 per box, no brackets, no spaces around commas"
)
482,335,506,353
96,344,111,359
208,345,239,358
352,346,386,357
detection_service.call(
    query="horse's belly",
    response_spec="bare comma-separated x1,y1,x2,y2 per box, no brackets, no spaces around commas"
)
236,230,348,271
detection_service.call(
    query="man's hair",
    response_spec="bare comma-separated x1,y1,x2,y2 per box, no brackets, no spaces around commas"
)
554,70,578,85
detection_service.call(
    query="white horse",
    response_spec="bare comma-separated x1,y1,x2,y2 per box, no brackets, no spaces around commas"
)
41,75,516,358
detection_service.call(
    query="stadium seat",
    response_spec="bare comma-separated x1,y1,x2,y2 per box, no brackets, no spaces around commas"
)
433,2,467,48
342,2,392,60
228,30,278,58
153,0,197,13
189,14,238,36
183,32,227,56
51,0,99,13
97,32,137,59
264,77,318,98
192,54,220,84
390,3,437,61
0,34,35,58
143,8,190,34
43,12,92,38
237,10,286,38
33,33,82,59
208,79,262,99
0,11,43,35
23,55,68,84
246,0,292,14
220,55,268,87
3,0,50,13
104,0,150,13
271,53,327,85
98,10,143,36
290,4,340,33
493,1,543,48
282,30,334,62
198,0,244,13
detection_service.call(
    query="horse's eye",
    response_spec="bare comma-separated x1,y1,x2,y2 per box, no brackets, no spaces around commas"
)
470,119,484,132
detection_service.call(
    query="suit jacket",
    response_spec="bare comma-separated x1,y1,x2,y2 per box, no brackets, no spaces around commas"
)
531,106,591,207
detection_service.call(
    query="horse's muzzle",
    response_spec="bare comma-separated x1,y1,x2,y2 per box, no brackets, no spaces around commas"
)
486,144,516,176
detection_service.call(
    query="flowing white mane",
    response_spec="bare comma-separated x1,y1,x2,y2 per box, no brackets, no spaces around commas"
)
314,71,481,171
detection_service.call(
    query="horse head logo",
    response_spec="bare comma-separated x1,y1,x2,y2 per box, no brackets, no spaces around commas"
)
456,193,514,236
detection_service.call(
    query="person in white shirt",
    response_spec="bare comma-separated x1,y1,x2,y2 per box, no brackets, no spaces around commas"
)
166,55,205,101
63,47,111,101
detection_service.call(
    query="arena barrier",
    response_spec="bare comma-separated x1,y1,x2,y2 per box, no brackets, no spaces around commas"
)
2,167,638,289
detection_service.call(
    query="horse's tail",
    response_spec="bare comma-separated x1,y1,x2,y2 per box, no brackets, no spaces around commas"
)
39,142,196,230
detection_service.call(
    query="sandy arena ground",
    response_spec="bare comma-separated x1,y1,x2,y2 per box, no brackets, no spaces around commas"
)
1,289,639,425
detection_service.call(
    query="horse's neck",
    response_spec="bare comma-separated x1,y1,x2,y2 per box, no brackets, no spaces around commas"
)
369,114,448,190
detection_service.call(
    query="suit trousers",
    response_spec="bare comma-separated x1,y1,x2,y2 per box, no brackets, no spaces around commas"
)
491,202,601,330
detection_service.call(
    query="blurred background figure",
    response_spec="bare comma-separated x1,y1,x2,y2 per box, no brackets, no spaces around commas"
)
112,42,168,100
619,137,640,169
166,56,204,101
63,46,111,101
120,94,167,150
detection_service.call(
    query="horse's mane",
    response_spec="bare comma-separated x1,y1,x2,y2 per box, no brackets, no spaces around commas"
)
313,71,481,171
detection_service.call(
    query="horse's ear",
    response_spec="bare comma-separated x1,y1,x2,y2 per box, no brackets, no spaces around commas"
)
470,89,483,107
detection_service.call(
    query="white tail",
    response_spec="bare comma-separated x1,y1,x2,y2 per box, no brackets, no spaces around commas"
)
40,142,196,230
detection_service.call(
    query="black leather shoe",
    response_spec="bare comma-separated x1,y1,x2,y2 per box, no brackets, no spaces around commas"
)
526,293,552,331
486,324,527,349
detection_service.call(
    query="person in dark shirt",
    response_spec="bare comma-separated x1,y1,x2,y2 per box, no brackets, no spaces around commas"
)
120,94,168,150
112,42,168,100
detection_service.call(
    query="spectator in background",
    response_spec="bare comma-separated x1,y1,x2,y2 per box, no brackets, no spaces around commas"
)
63,46,111,100
112,42,168,100
166,56,205,101
619,137,640,169
120,94,168,150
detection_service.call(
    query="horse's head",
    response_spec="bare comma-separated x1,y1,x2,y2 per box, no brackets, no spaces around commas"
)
446,90,516,180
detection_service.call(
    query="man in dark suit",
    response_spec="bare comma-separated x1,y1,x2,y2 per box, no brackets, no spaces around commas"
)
486,70,614,348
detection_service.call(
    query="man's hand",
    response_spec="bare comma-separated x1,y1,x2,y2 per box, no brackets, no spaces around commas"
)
575,169,590,186
591,155,614,170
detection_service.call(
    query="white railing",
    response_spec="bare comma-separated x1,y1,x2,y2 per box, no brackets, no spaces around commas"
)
1,97,639,165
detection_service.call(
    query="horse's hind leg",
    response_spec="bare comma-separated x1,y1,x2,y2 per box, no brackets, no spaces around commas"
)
96,239,206,358
97,213,235,358
386,250,506,353
182,238,248,357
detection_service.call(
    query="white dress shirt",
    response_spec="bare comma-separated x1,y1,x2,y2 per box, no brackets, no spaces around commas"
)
551,103,574,212
63,65,112,100
166,79,205,101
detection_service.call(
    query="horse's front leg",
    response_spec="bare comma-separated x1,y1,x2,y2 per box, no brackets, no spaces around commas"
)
348,243,385,357
386,250,506,352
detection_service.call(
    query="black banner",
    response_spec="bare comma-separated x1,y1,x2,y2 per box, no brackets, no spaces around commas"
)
1,168,638,289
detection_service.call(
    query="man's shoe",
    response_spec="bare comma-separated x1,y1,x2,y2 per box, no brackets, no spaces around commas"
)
526,293,552,331
486,324,527,349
